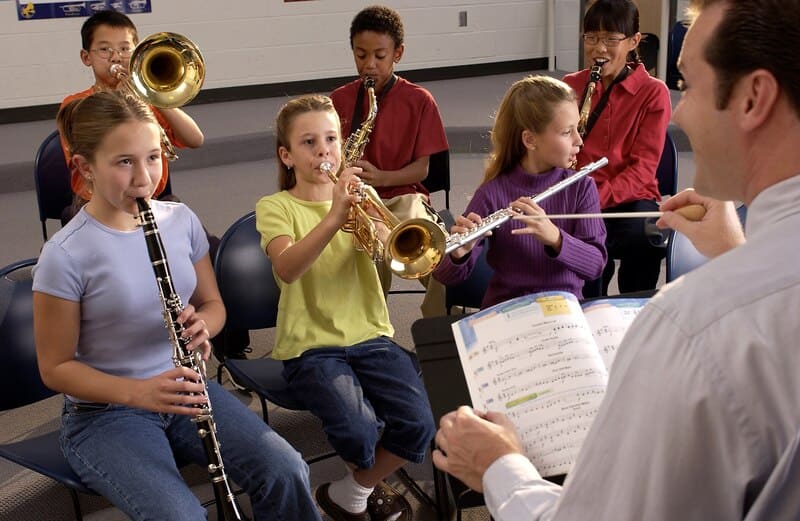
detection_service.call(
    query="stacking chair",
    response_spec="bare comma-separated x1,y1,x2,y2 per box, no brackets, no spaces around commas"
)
0,258,222,520
213,211,435,506
666,204,748,283
0,258,97,520
665,229,708,282
33,131,73,242
656,132,678,199
422,149,451,210
639,32,660,75
580,131,679,298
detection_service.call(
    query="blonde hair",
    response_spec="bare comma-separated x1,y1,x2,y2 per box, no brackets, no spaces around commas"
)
274,94,339,190
483,75,577,184
57,91,157,201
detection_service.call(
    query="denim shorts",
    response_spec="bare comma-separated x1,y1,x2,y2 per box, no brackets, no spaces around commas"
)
282,336,436,469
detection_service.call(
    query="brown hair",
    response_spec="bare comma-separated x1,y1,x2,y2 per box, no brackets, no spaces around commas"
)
274,94,339,190
688,0,800,113
483,75,577,184
57,91,157,199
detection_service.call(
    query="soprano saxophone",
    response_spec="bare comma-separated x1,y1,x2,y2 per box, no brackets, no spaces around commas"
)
136,198,247,521
577,61,603,138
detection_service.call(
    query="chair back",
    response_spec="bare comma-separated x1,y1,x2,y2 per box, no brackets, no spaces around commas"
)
214,211,280,331
667,21,688,90
0,259,56,411
656,132,678,198
639,33,660,74
665,230,708,282
34,131,73,242
445,243,493,314
421,149,451,209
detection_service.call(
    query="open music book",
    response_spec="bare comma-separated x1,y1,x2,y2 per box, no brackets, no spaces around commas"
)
451,291,647,477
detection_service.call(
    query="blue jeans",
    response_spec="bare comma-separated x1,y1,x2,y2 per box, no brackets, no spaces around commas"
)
61,381,322,521
282,337,436,469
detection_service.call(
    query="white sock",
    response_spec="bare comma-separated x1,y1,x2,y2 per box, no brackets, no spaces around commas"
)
327,472,374,514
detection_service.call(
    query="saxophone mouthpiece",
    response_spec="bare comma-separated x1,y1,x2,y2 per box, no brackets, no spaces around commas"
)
589,61,603,82
363,76,376,89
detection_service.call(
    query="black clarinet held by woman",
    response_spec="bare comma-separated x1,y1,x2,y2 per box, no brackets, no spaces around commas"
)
136,197,247,521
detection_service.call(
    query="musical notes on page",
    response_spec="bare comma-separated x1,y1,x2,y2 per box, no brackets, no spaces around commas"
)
581,298,647,368
451,291,610,477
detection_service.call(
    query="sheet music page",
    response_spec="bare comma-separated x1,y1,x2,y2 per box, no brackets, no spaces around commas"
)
451,291,608,477
581,298,648,369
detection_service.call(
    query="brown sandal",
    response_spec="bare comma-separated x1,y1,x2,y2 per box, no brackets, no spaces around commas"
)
367,481,411,521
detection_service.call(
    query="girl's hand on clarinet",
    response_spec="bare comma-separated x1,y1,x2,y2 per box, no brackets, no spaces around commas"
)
131,366,208,416
450,212,489,260
176,304,211,361
510,197,562,250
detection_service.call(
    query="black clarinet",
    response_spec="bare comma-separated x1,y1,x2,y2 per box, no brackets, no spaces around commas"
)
136,198,247,521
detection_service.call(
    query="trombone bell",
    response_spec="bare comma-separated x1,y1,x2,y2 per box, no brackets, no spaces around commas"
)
385,218,446,280
129,32,205,109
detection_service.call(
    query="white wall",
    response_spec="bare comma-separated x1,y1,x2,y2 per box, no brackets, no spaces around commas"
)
0,0,580,110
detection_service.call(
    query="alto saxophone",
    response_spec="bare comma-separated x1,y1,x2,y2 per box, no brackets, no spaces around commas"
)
577,61,603,138
136,198,248,521
324,77,448,278
326,77,404,264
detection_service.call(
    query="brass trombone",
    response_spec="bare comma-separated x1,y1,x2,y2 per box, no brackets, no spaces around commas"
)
110,32,205,159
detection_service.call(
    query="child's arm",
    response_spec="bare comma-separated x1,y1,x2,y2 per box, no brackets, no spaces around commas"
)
353,155,428,188
510,197,563,252
33,292,208,416
268,168,361,283
448,212,493,260
156,107,204,148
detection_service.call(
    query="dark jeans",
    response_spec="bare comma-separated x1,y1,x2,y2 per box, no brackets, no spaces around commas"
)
585,199,667,297
282,338,436,469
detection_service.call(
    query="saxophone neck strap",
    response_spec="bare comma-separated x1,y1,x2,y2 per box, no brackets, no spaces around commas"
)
579,64,630,140
351,74,397,133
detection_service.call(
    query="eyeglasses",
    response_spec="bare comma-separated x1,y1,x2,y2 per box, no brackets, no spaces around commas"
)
582,34,630,47
90,47,133,59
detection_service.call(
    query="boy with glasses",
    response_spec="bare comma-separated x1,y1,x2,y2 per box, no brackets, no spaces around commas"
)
59,10,204,207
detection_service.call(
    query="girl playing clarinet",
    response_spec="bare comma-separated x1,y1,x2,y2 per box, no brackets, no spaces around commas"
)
33,90,321,521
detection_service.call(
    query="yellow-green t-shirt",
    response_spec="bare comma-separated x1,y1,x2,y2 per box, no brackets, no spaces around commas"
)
255,191,394,360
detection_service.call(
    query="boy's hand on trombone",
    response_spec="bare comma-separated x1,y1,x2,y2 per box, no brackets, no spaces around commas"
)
509,197,562,252
657,189,745,259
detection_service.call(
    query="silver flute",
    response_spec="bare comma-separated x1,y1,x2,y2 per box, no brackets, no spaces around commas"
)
444,157,608,254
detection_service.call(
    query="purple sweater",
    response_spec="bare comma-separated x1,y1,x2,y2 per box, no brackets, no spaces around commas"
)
433,165,607,308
